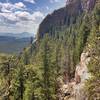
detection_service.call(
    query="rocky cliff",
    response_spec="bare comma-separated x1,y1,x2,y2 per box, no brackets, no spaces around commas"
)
57,51,91,100
38,0,96,39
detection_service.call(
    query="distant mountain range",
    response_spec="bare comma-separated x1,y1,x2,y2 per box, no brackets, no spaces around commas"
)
0,32,34,38
0,32,34,54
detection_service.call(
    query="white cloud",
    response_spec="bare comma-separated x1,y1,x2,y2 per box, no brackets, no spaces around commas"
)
0,1,45,34
24,0,35,4
0,2,26,13
15,11,31,21
46,6,49,10
0,2,13,13
31,11,44,20
0,1,44,34
15,2,26,9
15,11,44,21
1,7,12,13
0,13,17,22
0,19,39,34
50,0,60,3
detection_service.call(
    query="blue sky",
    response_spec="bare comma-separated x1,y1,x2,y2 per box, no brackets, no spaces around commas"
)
0,0,66,35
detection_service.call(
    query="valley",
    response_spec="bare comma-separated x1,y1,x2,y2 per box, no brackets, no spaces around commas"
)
0,35,33,54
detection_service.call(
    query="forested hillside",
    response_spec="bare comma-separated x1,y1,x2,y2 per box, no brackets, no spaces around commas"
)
0,0,99,100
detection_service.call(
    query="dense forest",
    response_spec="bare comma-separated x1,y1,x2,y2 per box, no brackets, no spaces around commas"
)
0,0,100,100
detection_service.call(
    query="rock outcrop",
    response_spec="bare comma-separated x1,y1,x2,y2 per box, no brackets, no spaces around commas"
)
38,0,96,39
57,52,91,100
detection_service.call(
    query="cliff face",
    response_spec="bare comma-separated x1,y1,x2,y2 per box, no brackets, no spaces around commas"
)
57,52,91,100
38,0,96,39
38,0,83,38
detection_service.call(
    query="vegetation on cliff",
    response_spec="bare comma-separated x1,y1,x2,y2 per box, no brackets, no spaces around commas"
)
0,0,99,100
85,2,100,99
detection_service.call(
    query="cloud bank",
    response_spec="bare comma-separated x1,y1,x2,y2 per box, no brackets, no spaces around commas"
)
0,1,44,34
24,0,36,4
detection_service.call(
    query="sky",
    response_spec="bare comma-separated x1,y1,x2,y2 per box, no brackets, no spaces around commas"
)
0,0,66,35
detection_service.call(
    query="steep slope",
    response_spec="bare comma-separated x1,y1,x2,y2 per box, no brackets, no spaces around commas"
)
58,52,91,100
0,0,99,100
38,0,83,38
38,0,96,39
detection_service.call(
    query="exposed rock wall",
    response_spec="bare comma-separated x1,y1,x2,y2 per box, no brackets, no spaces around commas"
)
58,52,91,100
38,0,83,38
38,0,96,39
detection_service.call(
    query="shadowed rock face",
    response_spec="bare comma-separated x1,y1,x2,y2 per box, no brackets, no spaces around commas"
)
82,0,96,11
38,0,83,38
38,0,96,39
87,0,96,10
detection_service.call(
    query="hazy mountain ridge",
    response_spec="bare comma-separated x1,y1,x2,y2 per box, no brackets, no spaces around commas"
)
0,35,33,54
0,32,34,38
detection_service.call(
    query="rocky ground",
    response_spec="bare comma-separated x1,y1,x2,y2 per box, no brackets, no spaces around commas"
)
57,52,91,100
